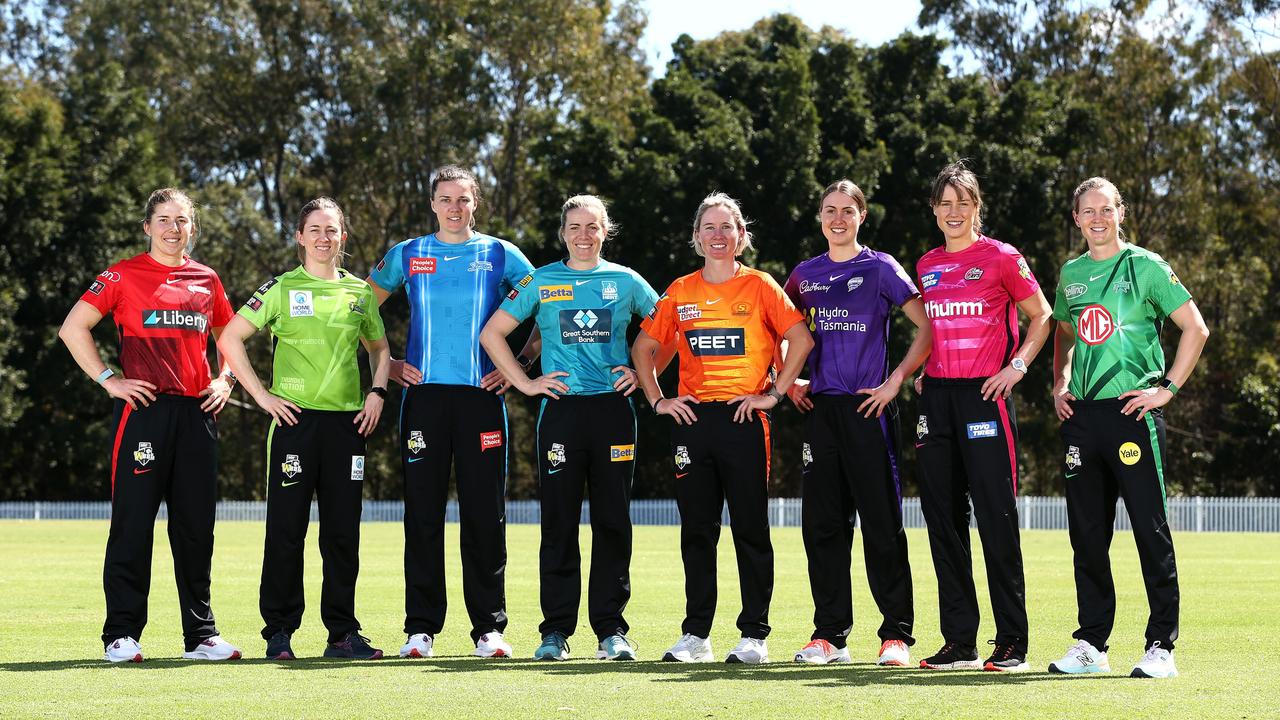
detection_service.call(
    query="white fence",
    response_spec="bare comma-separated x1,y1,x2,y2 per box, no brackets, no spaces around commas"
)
2,497,1279,532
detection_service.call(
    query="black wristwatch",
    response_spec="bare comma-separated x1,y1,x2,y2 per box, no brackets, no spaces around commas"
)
368,386,388,399
517,354,533,370
1156,377,1179,395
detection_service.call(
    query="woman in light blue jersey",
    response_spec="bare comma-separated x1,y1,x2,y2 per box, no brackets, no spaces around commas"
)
367,165,537,659
480,194,658,662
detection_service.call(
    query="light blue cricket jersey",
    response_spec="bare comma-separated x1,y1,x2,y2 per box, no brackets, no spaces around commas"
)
499,259,659,395
370,232,534,387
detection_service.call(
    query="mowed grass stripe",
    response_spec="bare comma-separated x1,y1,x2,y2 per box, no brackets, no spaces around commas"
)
0,522,1276,719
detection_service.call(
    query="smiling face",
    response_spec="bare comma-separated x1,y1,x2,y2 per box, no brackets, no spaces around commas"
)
932,184,980,243
562,206,606,265
820,190,864,250
696,205,743,261
296,207,346,266
431,179,477,236
144,199,195,263
1073,188,1125,250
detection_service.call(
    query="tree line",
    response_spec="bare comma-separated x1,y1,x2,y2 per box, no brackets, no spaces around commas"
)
1,0,1277,501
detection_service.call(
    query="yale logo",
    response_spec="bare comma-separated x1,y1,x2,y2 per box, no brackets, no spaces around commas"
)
685,328,745,356
610,445,635,462
539,285,574,302
1118,442,1142,466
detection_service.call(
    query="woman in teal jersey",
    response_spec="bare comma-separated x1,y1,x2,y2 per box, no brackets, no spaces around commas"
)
1047,177,1208,680
480,194,658,661
219,197,391,661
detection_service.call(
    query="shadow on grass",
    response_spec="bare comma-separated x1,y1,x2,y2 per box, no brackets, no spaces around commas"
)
0,656,1133,688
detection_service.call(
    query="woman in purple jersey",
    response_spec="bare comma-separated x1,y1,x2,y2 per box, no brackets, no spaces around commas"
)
783,180,931,666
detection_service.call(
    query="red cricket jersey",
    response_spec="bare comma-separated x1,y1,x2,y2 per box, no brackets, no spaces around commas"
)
79,253,233,397
916,235,1040,379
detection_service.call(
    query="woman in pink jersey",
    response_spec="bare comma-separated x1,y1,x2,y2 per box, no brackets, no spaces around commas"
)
912,162,1051,673
59,188,242,663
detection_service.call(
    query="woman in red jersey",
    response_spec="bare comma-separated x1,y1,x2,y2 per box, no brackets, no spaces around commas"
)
633,192,813,665
59,188,242,663
912,162,1051,673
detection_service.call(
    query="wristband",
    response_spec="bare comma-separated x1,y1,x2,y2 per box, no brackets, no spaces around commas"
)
652,397,666,412
368,386,388,399
767,387,785,402
1157,377,1179,395
96,368,115,385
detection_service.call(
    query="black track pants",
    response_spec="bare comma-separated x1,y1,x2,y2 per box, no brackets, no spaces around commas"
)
102,395,220,651
915,378,1028,652
536,393,636,641
259,410,367,643
801,394,914,648
1062,400,1178,651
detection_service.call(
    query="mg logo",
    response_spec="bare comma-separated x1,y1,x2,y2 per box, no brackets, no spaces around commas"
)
1077,304,1114,345
573,310,599,329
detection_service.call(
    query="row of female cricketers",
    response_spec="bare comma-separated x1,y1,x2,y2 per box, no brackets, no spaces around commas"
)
60,161,1207,679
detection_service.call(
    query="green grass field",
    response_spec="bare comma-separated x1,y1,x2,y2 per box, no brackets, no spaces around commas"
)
1,521,1277,719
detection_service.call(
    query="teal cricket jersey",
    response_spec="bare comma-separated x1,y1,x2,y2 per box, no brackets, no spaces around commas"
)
499,259,659,395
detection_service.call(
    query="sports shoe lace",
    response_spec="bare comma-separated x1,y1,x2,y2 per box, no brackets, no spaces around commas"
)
987,639,1015,660
1141,642,1166,662
544,631,569,653
678,633,701,649
612,633,637,652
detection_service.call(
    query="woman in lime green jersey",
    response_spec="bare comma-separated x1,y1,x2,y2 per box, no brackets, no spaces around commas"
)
1046,177,1208,680
218,197,391,661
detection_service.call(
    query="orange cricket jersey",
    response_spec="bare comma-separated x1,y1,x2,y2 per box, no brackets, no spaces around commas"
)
641,265,805,401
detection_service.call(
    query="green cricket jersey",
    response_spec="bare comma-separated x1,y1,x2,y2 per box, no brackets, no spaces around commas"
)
238,266,386,411
1052,245,1191,400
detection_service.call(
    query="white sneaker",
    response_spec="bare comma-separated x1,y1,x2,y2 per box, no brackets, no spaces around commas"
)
1048,639,1110,674
1130,642,1178,678
182,635,242,661
877,639,910,667
661,633,714,663
400,633,434,658
725,637,769,664
474,632,513,658
104,636,143,663
794,639,850,664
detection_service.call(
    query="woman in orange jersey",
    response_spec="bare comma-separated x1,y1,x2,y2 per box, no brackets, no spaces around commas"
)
632,192,814,665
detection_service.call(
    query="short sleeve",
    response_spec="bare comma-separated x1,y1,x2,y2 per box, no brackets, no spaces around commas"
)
359,286,386,342
640,288,678,345
80,266,123,316
760,273,805,336
502,241,536,290
1000,246,1040,302
1141,254,1192,318
369,242,406,292
881,254,920,307
782,268,803,310
209,273,234,329
498,270,539,321
237,276,283,330
1051,275,1070,322
629,271,660,319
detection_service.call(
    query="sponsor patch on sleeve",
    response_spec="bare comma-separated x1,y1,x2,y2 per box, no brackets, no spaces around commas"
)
245,296,263,312
921,271,941,289
88,280,105,295
256,278,278,295
518,274,533,288
506,289,519,300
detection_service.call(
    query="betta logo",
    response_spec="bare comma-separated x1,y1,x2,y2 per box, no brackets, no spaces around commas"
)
610,444,635,462
539,285,574,302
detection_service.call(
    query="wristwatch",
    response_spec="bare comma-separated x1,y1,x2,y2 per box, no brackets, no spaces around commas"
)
767,387,786,402
517,354,533,370
1010,358,1028,374
1157,377,1179,395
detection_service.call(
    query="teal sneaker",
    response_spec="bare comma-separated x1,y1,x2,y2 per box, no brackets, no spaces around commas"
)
533,632,570,661
596,633,637,661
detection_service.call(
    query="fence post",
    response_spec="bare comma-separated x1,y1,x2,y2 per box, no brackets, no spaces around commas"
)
1195,496,1204,532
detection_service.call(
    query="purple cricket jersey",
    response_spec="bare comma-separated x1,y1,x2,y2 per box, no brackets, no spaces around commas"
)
783,248,920,395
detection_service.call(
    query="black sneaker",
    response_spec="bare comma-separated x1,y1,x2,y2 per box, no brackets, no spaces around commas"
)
919,642,981,669
266,630,294,660
983,640,1030,672
324,631,384,660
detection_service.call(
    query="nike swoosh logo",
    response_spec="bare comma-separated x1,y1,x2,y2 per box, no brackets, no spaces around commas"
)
829,275,843,282
705,298,721,305
281,480,301,487
576,280,592,286
675,472,689,478
407,457,424,463
548,468,564,474
133,468,152,475
1065,473,1079,479
443,255,463,261
1089,273,1106,281
165,278,182,284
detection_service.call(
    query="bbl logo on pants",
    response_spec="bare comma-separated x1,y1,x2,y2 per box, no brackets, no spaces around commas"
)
801,443,813,467
133,442,155,466
1066,445,1082,470
281,454,302,478
916,416,929,439
547,443,566,467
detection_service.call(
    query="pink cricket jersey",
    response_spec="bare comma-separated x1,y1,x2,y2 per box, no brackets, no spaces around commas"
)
916,235,1039,379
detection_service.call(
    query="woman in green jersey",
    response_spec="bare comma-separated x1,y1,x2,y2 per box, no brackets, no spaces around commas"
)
480,194,658,661
1047,178,1209,680
218,197,391,661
